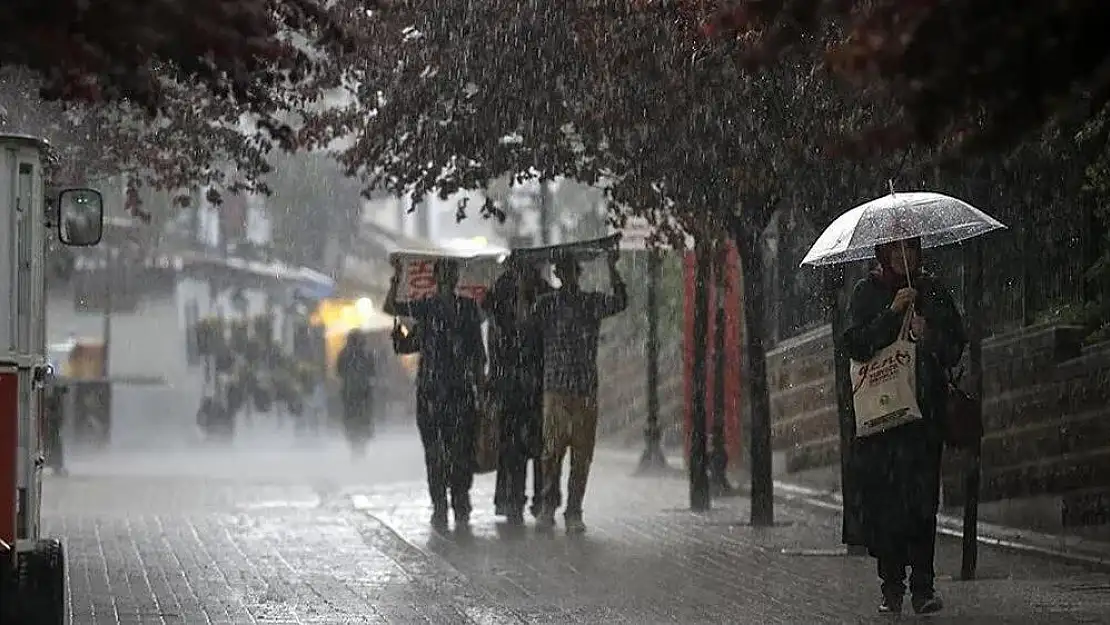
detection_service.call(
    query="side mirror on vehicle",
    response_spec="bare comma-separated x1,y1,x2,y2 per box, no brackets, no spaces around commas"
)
57,188,104,247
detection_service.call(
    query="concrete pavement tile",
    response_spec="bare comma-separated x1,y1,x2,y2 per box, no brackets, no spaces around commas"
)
36,443,1110,624
355,456,1110,624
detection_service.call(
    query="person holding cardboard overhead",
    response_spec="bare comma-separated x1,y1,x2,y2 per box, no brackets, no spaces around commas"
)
532,250,627,534
385,257,486,532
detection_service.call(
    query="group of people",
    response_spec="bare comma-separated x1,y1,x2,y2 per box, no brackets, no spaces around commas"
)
366,233,958,615
382,249,627,534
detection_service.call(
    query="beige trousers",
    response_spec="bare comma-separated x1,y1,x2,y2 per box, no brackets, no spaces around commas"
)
540,392,598,516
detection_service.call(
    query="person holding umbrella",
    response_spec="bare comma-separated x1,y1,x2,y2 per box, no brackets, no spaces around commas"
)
803,191,1002,615
843,236,966,615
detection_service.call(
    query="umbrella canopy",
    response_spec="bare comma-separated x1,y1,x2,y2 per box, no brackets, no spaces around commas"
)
801,192,1007,267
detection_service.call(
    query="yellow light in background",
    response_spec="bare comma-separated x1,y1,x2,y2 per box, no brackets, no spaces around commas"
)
355,297,374,324
313,297,392,335
312,299,358,333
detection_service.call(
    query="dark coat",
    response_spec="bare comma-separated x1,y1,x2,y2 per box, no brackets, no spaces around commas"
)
337,337,374,398
483,273,552,457
843,270,966,558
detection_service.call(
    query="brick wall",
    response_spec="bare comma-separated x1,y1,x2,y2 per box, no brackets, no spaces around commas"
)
766,321,1110,528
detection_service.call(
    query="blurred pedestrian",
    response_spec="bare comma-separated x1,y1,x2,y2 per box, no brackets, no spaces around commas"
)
337,330,375,456
533,249,627,534
384,258,486,531
43,384,67,475
484,258,556,525
843,236,966,615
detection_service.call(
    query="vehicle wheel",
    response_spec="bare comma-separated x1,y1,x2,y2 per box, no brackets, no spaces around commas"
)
16,539,66,625
0,552,15,625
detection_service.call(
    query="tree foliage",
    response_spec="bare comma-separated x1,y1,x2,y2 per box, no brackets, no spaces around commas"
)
2,0,347,118
696,0,1110,153
304,1,602,221
1,0,362,203
313,0,890,245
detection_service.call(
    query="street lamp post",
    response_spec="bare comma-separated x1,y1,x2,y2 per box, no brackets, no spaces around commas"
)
637,248,668,473
961,239,984,580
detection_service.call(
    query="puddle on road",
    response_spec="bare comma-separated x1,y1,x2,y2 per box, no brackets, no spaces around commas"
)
780,546,862,557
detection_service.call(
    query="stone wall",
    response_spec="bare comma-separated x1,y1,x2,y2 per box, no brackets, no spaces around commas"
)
766,325,838,473
944,328,1110,532
765,321,1110,532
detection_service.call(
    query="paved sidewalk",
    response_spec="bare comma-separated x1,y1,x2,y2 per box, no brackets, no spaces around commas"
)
39,438,1110,624
354,452,1110,624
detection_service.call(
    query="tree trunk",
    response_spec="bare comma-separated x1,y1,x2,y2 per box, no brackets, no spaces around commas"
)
734,226,774,526
710,245,732,493
689,241,712,511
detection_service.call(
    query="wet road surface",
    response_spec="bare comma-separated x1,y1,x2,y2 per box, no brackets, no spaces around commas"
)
43,423,1110,624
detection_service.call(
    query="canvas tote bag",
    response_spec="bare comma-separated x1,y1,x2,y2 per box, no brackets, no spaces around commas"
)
851,311,924,437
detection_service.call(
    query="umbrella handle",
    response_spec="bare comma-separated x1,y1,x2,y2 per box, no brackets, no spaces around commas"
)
900,239,913,291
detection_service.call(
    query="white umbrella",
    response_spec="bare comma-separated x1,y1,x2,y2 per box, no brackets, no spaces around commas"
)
800,192,1007,267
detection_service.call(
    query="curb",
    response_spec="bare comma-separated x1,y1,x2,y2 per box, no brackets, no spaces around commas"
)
601,447,1110,571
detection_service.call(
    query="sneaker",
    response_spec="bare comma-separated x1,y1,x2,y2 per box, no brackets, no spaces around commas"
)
564,515,587,535
535,511,556,532
912,593,943,615
494,503,509,517
878,595,903,614
506,509,525,526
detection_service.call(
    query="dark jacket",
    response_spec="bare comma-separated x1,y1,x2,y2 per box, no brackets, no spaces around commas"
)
483,273,552,389
842,270,966,557
483,272,552,457
337,334,375,399
391,294,485,394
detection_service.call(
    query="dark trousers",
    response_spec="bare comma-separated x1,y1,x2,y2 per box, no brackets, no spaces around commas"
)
492,377,559,514
416,389,475,516
496,455,559,515
342,391,374,449
876,520,938,598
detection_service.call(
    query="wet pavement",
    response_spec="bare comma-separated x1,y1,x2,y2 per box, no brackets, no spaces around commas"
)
42,424,1110,624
